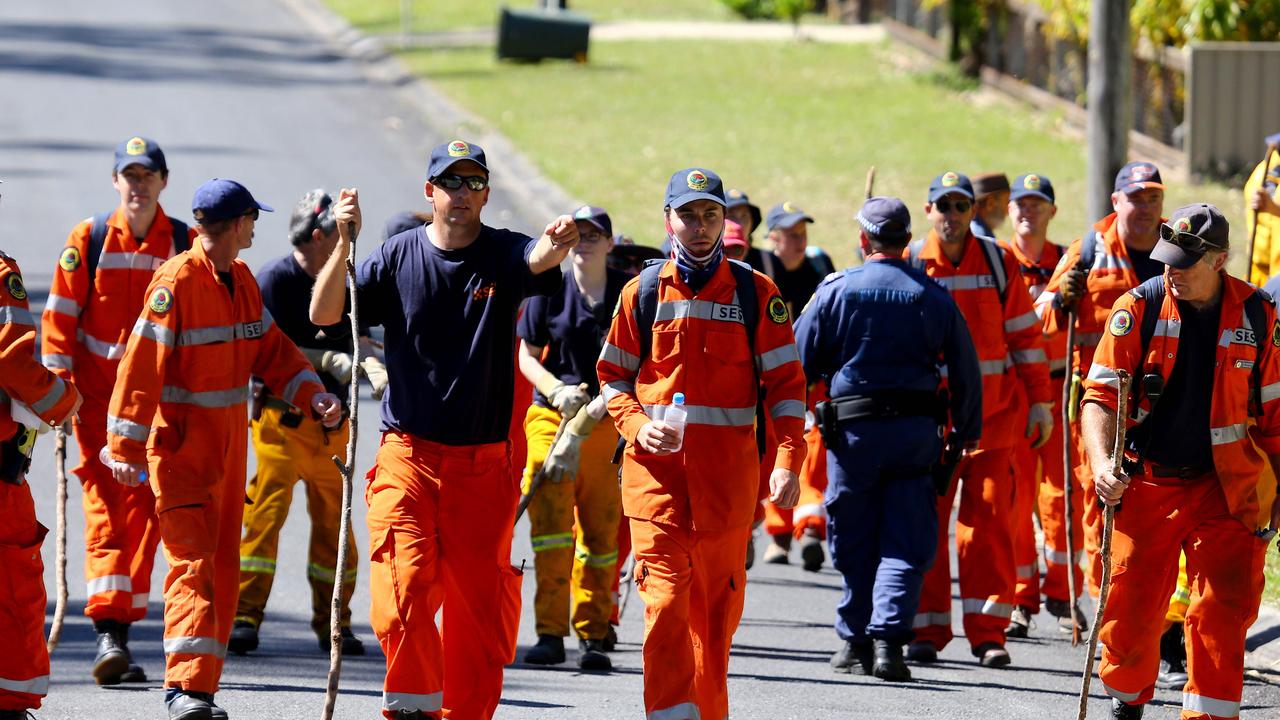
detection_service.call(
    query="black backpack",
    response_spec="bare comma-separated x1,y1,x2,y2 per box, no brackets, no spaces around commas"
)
85,212,190,300
907,235,1009,304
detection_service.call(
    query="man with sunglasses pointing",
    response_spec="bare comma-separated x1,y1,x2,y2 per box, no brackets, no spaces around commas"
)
311,139,575,720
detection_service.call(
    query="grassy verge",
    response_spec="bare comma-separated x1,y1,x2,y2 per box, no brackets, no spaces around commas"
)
324,0,735,35
1268,549,1280,607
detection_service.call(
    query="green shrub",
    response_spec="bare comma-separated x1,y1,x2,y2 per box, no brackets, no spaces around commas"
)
719,0,811,21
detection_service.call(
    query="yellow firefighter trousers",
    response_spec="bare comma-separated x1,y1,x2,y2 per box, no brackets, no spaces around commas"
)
522,404,621,640
237,405,357,636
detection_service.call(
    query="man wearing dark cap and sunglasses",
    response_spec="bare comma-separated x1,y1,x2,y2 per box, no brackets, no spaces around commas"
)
1082,203,1280,720
230,189,387,659
311,139,576,720
796,196,981,682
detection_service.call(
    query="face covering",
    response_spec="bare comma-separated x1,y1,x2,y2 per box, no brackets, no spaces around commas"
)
666,215,725,293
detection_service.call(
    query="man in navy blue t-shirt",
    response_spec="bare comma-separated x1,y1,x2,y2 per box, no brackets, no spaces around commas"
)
311,139,577,720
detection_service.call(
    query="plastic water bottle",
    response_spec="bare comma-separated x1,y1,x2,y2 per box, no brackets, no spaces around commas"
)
667,393,688,453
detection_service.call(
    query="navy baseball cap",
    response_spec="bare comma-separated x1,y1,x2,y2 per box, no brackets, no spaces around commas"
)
191,179,273,224
1152,204,1230,269
927,171,974,203
725,188,762,229
1010,173,1055,204
114,136,167,174
766,202,815,232
664,168,726,209
856,196,912,244
572,205,612,237
1114,161,1164,194
427,139,489,180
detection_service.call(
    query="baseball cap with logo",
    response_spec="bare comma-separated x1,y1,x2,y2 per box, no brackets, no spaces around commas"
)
664,168,726,209
1010,173,1055,204
192,179,274,224
856,196,912,244
572,205,613,237
725,189,762,230
765,202,815,232
1113,161,1165,194
927,171,975,203
1151,203,1229,269
427,139,490,180
114,136,167,175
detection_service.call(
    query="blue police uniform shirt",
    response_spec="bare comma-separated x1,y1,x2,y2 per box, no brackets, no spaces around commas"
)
257,253,353,397
356,224,562,445
517,267,629,408
793,258,983,444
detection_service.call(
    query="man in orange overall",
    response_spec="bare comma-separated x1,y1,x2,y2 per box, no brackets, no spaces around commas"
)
1084,203,1280,720
907,171,1053,668
41,137,198,685
0,231,84,720
105,178,341,720
597,167,807,720
310,139,576,720
1037,162,1167,602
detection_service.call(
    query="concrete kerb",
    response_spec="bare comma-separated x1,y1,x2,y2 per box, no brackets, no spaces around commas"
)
1248,604,1280,682
277,0,581,226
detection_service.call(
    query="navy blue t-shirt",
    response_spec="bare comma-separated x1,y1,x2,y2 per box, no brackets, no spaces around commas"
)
257,253,352,397
356,224,562,445
517,268,628,408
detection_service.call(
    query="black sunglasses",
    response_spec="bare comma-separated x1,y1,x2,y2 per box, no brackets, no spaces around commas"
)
1159,223,1220,253
434,174,489,192
935,199,972,214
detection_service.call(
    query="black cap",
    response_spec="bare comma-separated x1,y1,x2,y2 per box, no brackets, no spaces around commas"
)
1114,161,1164,194
572,205,613,236
725,188,762,230
928,171,975,203
1151,203,1230,269
383,211,427,241
427,139,489,180
1010,173,1055,204
765,202,815,232
856,196,912,244
114,136,167,174
664,168,726,209
191,179,273,224
972,172,1010,198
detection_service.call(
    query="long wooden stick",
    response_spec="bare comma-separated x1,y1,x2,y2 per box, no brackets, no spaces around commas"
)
46,424,69,653
1077,370,1129,720
863,166,876,200
322,222,360,720
514,412,573,526
1063,314,1079,647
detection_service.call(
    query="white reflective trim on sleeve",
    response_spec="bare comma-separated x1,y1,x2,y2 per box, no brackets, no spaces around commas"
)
1086,363,1120,387
42,353,74,370
1209,423,1248,446
1262,381,1280,405
1103,682,1142,703
0,305,34,327
384,691,444,712
43,293,81,318
770,399,806,420
281,368,323,405
87,574,131,597
132,593,149,609
131,319,176,347
600,380,634,402
1015,564,1036,579
0,673,50,696
80,329,128,359
644,403,756,427
1010,348,1047,365
1182,692,1239,717
979,359,1007,376
163,636,227,658
756,343,800,372
1004,310,1038,333
961,598,1013,619
912,611,952,629
107,414,151,442
161,385,249,408
647,702,702,720
600,342,640,372
30,376,67,414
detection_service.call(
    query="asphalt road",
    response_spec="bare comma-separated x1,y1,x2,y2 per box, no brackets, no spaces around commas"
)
4,1,1280,719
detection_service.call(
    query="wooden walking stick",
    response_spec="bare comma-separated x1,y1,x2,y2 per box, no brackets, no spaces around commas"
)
322,221,361,720
46,423,70,653
514,400,581,527
863,166,876,200
1063,313,1080,647
1247,142,1279,279
1076,370,1130,720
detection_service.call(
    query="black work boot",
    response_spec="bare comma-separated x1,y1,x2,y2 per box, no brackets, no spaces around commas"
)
829,639,873,675
603,625,618,652
118,623,147,683
0,710,35,719
578,639,612,671
871,639,911,682
523,635,566,665
762,533,792,565
1005,605,1033,639
799,528,825,573
975,641,1011,668
1110,698,1144,719
1156,622,1188,689
92,619,129,685
317,626,367,656
165,688,214,720
227,620,258,656
905,641,938,664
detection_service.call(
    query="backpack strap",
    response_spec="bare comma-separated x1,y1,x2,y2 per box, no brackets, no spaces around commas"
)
1244,289,1269,417
634,259,666,366
85,211,112,303
974,236,1009,304
170,217,191,255
1078,230,1099,274
726,259,759,354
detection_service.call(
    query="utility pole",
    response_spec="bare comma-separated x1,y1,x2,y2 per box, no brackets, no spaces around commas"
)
1086,0,1131,224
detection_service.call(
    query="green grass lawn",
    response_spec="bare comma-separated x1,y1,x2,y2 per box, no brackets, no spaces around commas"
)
1268,547,1280,606
324,0,735,35
395,39,1243,271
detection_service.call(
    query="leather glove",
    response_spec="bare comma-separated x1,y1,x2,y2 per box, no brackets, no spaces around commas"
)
566,399,602,436
544,427,587,483
320,351,354,385
1057,265,1087,309
359,356,389,400
546,382,590,420
1025,402,1055,450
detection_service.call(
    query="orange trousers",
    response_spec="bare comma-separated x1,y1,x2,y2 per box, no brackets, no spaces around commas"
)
761,425,827,539
0,479,48,711
1100,474,1266,719
631,518,748,720
153,408,248,694
367,432,522,720
915,446,1016,652
1072,419,1104,597
75,399,161,622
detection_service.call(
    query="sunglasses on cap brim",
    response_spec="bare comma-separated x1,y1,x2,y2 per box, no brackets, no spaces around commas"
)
1159,223,1223,254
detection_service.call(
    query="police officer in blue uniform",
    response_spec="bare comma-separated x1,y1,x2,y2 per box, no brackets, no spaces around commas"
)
794,197,983,681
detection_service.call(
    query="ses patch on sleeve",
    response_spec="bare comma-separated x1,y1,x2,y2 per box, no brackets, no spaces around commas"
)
1108,308,1134,337
767,295,789,324
6,273,26,301
59,247,82,272
1272,319,1280,348
148,287,174,314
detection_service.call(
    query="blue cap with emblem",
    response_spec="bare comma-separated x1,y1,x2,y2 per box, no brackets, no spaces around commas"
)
427,139,489,180
664,168,726,210
1114,161,1164,194
1010,173,1055,204
856,196,912,244
725,188,762,230
765,202,815,232
191,179,274,224
572,205,612,237
927,171,974,203
114,136,167,175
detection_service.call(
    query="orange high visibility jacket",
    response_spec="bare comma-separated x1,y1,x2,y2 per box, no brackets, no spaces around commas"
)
105,240,325,481
1036,213,1151,376
1083,275,1280,532
42,207,197,402
1002,238,1068,376
911,231,1051,447
0,252,82,441
597,259,807,532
